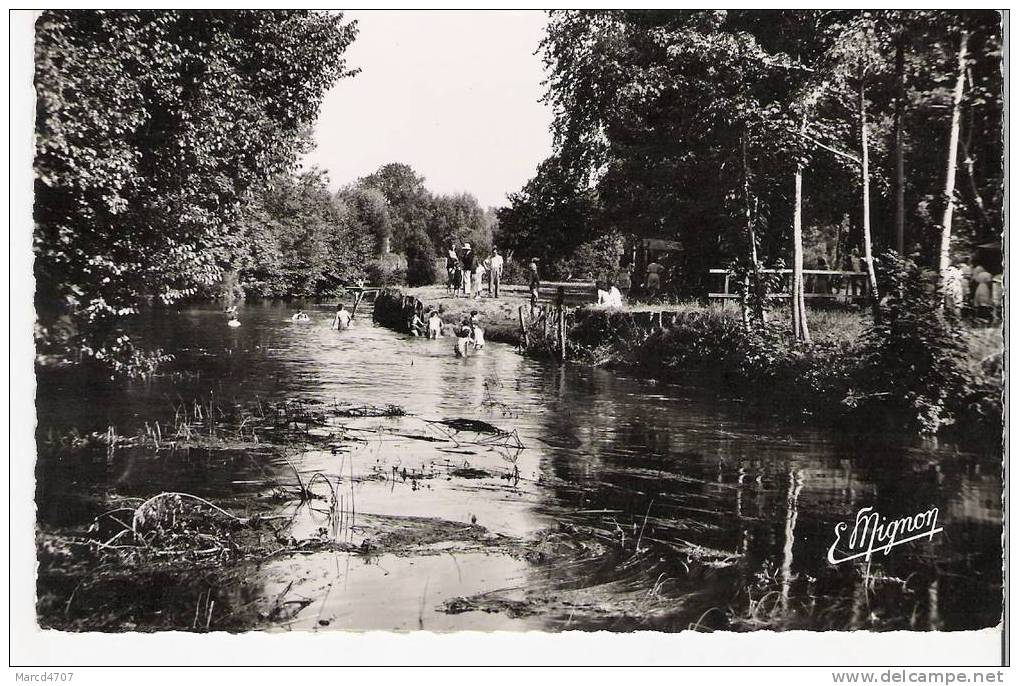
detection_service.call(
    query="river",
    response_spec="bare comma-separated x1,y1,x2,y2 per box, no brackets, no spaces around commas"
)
35,301,1002,632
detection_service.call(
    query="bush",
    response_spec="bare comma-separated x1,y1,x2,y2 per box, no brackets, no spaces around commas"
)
549,231,626,282
500,258,531,285
849,252,972,433
405,228,438,286
366,254,407,286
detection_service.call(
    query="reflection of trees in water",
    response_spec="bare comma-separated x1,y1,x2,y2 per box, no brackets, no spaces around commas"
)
781,468,803,613
528,365,1000,630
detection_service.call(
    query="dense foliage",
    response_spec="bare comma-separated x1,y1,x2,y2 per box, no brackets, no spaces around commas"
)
851,252,971,432
230,170,376,299
34,10,357,360
500,10,1002,295
343,162,498,285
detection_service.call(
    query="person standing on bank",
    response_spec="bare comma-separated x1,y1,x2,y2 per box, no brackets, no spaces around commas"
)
473,256,486,300
489,248,504,298
645,257,663,298
446,243,459,295
461,242,475,297
528,258,541,311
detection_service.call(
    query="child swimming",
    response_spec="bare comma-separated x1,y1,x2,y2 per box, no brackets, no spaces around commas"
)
409,311,426,337
469,310,485,350
332,304,351,330
427,309,444,339
454,319,473,358
291,310,310,322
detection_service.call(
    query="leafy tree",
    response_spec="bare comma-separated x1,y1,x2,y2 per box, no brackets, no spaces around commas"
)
404,226,439,286
337,185,393,257
512,8,1001,318
428,192,493,256
357,162,430,252
496,155,599,277
34,10,357,363
234,169,375,298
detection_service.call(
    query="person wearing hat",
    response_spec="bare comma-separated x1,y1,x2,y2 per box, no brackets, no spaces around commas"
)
460,242,475,297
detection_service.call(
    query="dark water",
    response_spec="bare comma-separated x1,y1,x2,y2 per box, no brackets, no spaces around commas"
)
35,302,1002,632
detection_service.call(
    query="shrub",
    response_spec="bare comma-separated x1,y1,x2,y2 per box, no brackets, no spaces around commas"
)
405,227,438,286
366,254,407,286
550,231,626,282
849,252,972,433
500,258,531,285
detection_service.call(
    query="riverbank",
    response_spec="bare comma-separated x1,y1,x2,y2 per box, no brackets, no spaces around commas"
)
372,285,528,345
373,288,1002,437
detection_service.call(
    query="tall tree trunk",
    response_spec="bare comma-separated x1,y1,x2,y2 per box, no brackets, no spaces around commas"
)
741,135,765,326
893,32,907,254
938,29,970,292
859,68,880,320
792,118,810,342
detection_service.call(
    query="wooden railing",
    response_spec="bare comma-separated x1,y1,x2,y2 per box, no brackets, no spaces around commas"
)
708,268,870,302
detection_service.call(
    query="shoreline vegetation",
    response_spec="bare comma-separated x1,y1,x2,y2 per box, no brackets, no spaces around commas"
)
373,286,1003,439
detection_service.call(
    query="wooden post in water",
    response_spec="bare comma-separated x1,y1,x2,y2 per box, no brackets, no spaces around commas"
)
556,286,566,363
518,305,529,348
350,289,365,318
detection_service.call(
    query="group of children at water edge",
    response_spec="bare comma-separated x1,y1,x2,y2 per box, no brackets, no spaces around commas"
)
408,307,485,357
446,242,504,299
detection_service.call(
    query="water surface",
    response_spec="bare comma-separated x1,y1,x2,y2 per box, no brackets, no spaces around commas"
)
35,302,1002,632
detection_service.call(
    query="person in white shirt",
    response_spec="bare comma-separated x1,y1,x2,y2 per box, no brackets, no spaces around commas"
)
607,284,623,307
473,260,486,300
489,248,504,298
597,281,624,308
469,310,485,350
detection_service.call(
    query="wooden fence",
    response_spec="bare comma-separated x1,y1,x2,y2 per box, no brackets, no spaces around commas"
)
708,268,870,303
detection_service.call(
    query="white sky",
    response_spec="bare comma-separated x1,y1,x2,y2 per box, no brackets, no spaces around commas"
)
301,10,554,209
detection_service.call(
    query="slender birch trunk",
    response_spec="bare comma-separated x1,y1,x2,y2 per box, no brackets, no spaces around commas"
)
938,29,970,292
859,66,880,320
792,117,810,342
741,135,765,326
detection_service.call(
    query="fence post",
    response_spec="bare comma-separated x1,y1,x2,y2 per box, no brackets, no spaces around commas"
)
518,306,529,348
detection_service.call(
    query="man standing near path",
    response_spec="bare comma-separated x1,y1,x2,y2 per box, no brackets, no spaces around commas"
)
489,248,503,298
